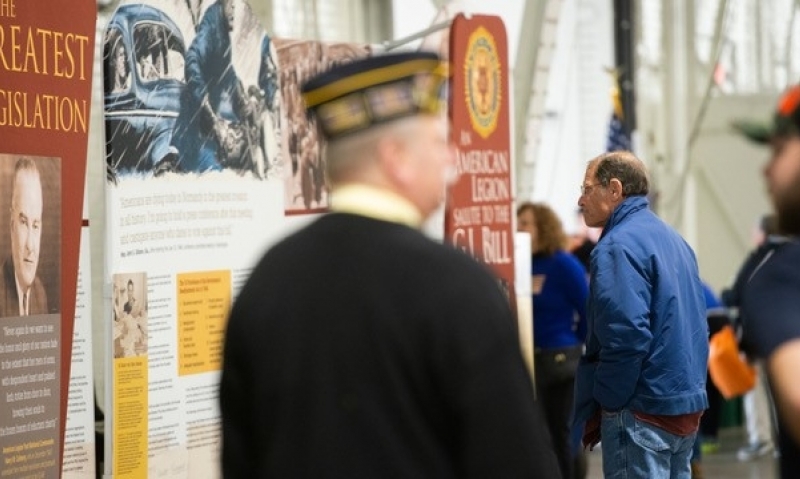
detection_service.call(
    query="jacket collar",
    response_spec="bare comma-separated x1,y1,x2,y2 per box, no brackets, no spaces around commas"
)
330,184,422,228
600,195,649,239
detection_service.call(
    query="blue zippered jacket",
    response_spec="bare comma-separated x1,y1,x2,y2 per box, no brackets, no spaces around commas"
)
573,196,709,427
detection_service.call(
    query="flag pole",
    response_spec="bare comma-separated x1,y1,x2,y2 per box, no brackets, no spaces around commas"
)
383,20,452,51
613,0,636,143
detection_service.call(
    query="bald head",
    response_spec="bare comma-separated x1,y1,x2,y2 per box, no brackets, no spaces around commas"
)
324,114,454,220
589,151,649,197
324,116,429,185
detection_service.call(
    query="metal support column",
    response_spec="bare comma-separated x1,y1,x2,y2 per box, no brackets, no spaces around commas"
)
613,0,637,140
513,0,561,201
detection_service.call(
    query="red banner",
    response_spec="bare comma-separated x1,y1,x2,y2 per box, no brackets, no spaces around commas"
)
0,0,95,475
446,14,514,292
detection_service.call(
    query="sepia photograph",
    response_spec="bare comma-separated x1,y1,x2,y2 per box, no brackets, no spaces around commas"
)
112,272,148,358
274,39,371,214
0,154,61,318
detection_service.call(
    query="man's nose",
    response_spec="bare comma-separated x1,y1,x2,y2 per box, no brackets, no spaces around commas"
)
24,231,35,253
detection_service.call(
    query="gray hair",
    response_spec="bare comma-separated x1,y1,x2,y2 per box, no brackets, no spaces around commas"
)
590,151,649,197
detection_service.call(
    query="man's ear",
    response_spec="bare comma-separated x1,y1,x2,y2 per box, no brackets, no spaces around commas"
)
378,136,414,187
609,178,624,198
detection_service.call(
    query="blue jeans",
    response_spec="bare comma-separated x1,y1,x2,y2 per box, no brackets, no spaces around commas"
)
601,409,696,479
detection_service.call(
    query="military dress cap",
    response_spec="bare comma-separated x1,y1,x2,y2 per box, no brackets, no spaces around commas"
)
733,84,800,144
301,51,448,140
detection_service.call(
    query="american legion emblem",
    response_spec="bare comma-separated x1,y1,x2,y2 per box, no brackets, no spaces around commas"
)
464,26,501,139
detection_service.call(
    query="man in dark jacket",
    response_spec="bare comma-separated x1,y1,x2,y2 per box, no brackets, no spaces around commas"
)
733,83,800,479
574,151,708,478
219,51,558,478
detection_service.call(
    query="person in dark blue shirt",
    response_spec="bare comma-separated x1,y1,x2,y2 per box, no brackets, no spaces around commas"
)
518,202,588,479
733,83,800,479
691,282,725,477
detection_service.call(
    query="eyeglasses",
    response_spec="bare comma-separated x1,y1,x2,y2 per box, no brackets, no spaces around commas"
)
580,183,603,196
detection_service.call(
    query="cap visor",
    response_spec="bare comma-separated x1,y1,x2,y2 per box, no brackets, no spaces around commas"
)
730,120,772,144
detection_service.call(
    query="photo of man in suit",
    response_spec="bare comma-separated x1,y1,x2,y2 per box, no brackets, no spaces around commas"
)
123,279,137,315
0,158,48,317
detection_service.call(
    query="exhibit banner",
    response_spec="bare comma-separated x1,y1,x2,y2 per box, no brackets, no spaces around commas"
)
0,0,95,477
102,1,369,477
445,14,515,291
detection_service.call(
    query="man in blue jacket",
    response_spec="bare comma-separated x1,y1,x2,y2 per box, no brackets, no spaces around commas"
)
573,151,709,478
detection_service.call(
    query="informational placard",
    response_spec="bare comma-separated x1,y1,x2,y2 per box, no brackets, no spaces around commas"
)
102,1,370,478
176,270,230,376
0,0,95,476
445,14,515,290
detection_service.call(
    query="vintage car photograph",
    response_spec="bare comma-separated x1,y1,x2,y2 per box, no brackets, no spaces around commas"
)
103,4,186,180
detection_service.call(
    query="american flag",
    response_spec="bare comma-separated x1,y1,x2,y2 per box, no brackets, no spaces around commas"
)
606,73,632,152
606,110,632,152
